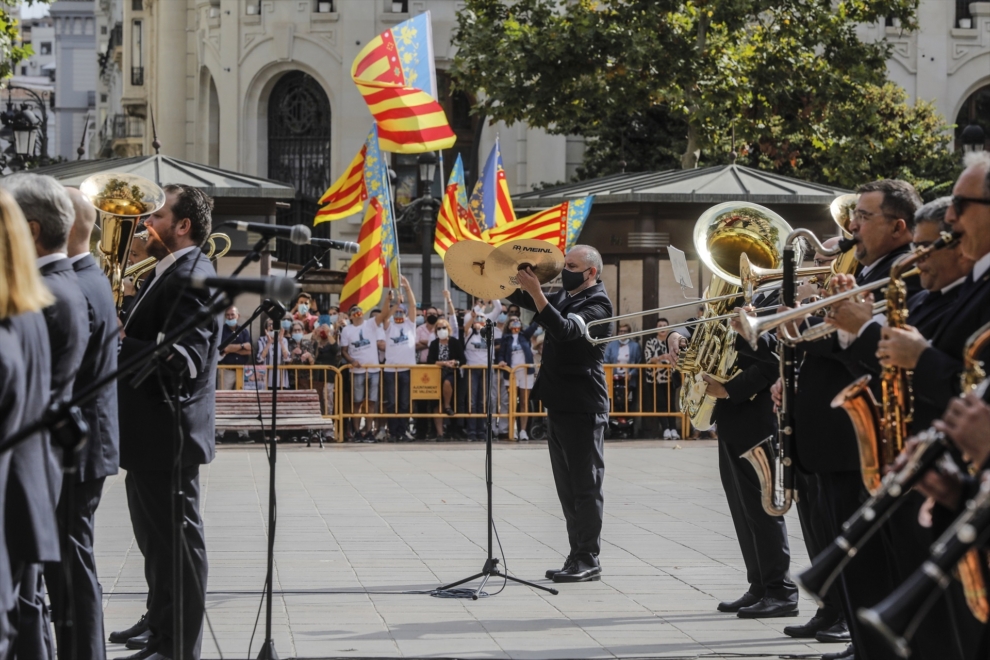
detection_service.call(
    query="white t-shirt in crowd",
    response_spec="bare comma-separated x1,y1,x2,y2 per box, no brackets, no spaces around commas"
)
380,319,416,372
340,321,383,373
463,327,501,366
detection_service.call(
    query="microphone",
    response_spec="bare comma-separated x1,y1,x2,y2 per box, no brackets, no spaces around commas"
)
309,237,360,254
228,221,312,246
183,275,300,301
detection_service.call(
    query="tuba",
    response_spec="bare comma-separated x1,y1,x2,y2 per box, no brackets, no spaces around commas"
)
123,230,232,292
81,173,166,309
676,202,797,430
831,233,958,493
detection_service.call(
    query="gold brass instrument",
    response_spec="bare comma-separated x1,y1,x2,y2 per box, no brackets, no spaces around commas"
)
81,173,166,309
675,202,797,430
123,230,233,293
827,193,861,287
831,233,959,493
738,253,832,304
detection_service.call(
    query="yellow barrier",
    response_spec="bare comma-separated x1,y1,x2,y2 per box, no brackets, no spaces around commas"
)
216,363,688,441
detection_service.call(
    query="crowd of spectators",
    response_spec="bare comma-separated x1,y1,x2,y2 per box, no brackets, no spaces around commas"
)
216,285,683,442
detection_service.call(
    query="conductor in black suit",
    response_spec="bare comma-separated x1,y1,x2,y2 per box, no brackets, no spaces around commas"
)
0,187,57,660
39,188,121,660
508,245,613,583
118,185,219,660
2,173,89,660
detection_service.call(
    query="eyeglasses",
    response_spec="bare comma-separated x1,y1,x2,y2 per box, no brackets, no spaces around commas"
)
952,195,990,217
852,209,897,223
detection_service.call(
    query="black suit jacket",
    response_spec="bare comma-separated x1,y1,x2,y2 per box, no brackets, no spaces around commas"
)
5,311,59,563
509,282,613,414
71,254,120,482
40,258,88,404
0,320,24,610
794,244,919,473
426,336,466,365
714,332,779,456
912,268,990,417
118,249,219,472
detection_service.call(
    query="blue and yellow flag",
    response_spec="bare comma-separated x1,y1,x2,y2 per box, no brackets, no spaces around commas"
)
469,139,515,230
565,195,594,249
362,125,400,286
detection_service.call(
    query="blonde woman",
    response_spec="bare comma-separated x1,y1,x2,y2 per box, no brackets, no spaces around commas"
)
0,187,59,657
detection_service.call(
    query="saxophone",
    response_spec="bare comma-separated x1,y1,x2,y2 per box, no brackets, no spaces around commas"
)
832,233,958,493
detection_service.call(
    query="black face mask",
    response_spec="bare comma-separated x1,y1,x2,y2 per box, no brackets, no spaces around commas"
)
561,267,591,292
426,314,438,325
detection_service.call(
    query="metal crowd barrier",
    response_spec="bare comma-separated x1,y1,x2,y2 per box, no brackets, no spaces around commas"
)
216,363,688,442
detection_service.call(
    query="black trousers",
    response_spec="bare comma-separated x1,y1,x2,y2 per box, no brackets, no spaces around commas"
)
546,410,607,558
44,477,107,660
794,470,843,622
125,468,208,660
717,439,797,600
8,562,54,660
817,470,900,660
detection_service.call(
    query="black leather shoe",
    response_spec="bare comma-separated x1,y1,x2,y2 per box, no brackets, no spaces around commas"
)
816,619,851,644
109,613,148,644
737,596,799,618
821,645,855,660
125,629,152,650
552,556,601,583
545,556,575,580
116,643,162,660
783,614,838,638
717,592,761,613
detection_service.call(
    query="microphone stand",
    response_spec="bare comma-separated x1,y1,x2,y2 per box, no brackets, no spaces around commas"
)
435,319,558,599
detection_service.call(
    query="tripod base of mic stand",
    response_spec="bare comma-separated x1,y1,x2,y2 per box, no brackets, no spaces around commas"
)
435,558,558,600
256,638,278,659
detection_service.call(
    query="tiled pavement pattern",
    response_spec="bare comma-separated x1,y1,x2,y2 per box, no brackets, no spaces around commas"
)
96,441,828,659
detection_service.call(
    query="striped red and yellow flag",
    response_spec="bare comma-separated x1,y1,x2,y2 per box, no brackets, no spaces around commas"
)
315,145,367,224
434,155,480,259
484,202,569,251
350,14,455,154
339,198,384,313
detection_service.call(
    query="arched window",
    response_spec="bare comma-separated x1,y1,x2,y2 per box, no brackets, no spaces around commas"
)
267,71,332,266
955,85,990,152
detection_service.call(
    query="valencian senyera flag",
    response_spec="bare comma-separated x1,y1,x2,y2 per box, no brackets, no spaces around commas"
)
484,196,595,252
350,11,455,153
339,198,385,313
434,155,482,259
565,195,594,249
469,138,515,230
315,143,367,224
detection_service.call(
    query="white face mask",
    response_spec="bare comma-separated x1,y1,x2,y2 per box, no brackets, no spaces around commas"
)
619,337,630,345
437,329,449,340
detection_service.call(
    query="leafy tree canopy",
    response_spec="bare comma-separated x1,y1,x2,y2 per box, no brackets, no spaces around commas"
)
452,0,959,196
0,1,43,80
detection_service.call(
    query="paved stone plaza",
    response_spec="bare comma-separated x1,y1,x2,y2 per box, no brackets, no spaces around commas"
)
95,441,829,659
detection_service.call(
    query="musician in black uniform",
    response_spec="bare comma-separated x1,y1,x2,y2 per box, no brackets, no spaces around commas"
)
801,179,923,660
117,185,219,660
39,188,121,660
1,174,89,660
705,292,799,619
508,245,613,583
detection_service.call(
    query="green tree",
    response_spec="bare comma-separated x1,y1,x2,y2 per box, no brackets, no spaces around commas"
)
0,1,43,80
452,0,959,193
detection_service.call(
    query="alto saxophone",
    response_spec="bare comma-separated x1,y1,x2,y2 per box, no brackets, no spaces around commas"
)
832,233,958,493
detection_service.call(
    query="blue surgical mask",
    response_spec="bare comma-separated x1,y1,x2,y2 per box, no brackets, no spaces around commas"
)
327,314,338,324
225,318,237,327
416,316,425,326
297,304,309,315
497,313,507,324
281,319,292,330
292,332,304,342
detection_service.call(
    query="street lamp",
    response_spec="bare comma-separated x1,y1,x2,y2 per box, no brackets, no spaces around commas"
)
962,123,986,154
417,151,439,307
0,86,49,170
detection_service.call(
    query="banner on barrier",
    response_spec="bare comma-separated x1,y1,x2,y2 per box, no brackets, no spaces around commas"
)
410,366,441,400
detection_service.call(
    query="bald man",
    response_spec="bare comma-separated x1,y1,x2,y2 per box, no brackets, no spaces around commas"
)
43,188,120,660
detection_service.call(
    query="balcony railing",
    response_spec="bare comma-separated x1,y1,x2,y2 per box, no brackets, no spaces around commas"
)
131,67,144,86
111,114,144,139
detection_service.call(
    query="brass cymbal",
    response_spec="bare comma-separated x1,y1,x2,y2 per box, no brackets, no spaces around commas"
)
443,240,505,299
486,239,565,295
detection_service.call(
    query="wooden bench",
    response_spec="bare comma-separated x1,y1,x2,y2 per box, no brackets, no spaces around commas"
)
215,389,334,447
